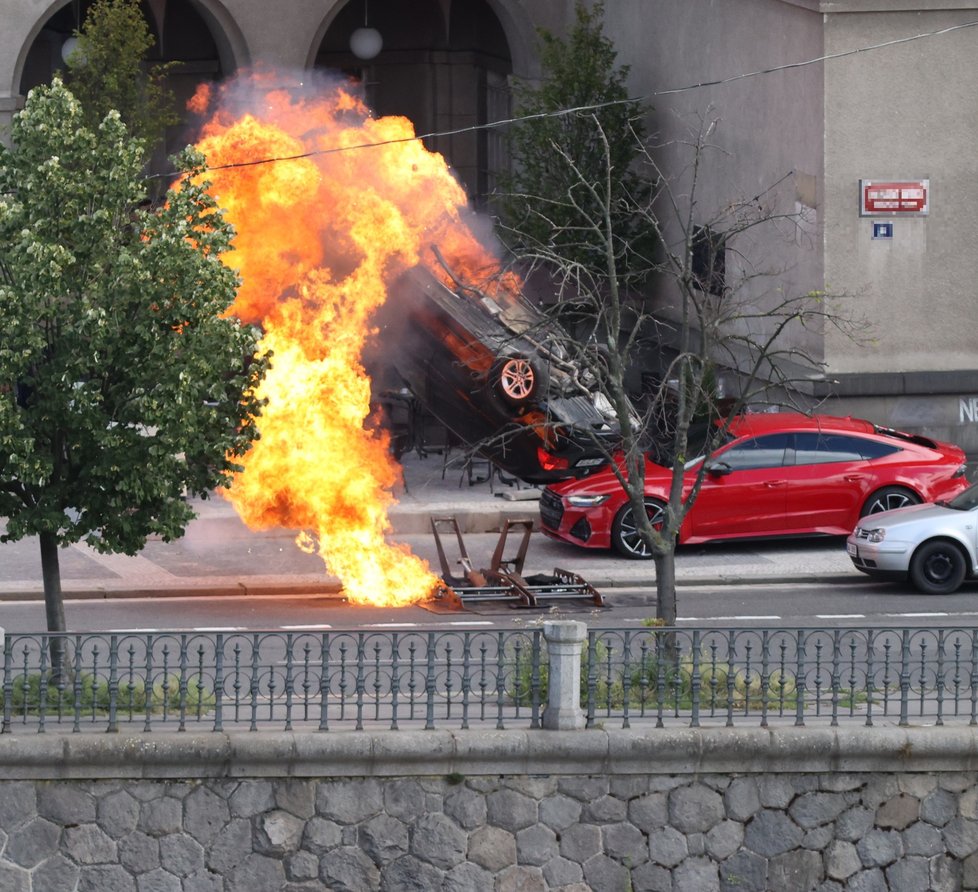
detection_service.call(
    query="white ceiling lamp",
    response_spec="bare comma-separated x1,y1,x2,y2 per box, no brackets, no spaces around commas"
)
61,35,80,63
61,0,84,64
350,0,382,61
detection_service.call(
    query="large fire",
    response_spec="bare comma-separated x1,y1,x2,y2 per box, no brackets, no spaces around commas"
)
187,71,514,607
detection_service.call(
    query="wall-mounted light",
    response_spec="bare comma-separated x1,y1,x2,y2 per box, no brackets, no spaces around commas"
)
350,0,382,60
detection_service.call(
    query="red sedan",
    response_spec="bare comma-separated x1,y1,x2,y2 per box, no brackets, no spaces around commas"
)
539,413,971,558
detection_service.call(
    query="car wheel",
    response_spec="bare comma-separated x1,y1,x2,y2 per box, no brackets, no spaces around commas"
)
909,540,967,595
611,499,666,560
859,486,921,516
493,355,540,404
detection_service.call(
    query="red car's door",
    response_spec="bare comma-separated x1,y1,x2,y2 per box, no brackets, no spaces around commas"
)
782,432,895,532
686,433,792,538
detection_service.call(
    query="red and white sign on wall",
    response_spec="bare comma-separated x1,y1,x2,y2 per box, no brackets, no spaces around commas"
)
859,179,929,216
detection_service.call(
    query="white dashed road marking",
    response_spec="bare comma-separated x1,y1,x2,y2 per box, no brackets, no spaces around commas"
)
676,615,782,622
887,612,948,618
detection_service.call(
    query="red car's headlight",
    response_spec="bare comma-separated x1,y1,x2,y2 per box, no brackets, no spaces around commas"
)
566,494,610,507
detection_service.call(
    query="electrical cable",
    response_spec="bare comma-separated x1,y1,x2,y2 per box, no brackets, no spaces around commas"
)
146,17,978,182
4,16,977,190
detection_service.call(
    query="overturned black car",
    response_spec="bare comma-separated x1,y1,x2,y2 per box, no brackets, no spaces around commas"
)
370,266,623,484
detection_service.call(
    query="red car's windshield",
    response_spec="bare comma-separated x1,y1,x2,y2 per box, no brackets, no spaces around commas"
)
653,421,733,469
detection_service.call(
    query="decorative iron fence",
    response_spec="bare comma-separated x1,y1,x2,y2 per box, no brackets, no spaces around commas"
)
1,629,543,734
585,625,978,729
2,624,977,733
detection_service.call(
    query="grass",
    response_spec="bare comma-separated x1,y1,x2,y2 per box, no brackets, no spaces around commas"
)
1,670,215,716
508,640,802,714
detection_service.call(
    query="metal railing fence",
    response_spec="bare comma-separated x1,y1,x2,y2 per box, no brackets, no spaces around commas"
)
2,624,977,733
1,628,543,734
585,625,978,729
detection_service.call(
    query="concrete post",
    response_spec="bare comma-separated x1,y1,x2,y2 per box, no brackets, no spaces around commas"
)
542,620,586,730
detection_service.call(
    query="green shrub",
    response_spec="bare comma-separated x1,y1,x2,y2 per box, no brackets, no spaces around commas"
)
152,673,216,711
626,649,800,711
0,670,214,716
506,636,802,714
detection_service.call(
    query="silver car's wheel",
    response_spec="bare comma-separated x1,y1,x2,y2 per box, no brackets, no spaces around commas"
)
909,540,967,595
611,499,665,560
860,486,920,517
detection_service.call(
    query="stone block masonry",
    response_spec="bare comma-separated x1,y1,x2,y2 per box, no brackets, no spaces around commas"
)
2,727,978,890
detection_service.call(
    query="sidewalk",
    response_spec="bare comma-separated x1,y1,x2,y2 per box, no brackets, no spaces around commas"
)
0,450,859,601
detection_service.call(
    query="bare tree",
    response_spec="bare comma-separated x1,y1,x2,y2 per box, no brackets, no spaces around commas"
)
495,112,868,625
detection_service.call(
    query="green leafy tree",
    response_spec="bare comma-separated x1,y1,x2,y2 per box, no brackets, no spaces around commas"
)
0,79,267,636
501,1,654,311
63,0,179,157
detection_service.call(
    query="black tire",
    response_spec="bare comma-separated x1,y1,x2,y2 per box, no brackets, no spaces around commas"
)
492,355,541,405
859,486,921,517
909,540,967,595
611,499,666,560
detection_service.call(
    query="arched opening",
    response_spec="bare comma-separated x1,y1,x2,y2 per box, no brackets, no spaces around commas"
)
19,0,228,179
314,0,513,208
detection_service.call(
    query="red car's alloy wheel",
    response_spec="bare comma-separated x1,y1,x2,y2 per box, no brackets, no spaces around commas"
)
860,486,920,516
611,498,667,559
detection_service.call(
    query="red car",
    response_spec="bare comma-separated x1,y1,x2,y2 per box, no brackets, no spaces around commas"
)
539,413,971,558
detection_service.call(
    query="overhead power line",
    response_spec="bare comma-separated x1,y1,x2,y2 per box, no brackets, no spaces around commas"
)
101,16,978,182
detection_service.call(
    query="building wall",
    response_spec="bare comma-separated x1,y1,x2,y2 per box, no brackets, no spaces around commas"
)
823,1,978,377
1,728,977,890
4,1,977,450
0,0,542,104
602,0,826,371
0,0,541,203
819,2,978,451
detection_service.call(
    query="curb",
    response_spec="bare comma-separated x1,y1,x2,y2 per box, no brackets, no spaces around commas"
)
0,574,864,602
592,573,861,589
388,506,540,535
4,727,978,781
0,582,345,602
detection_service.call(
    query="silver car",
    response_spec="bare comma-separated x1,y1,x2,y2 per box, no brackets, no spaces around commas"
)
848,482,978,594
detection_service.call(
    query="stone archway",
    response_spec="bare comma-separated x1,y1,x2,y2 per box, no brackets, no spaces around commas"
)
16,0,242,175
312,0,520,208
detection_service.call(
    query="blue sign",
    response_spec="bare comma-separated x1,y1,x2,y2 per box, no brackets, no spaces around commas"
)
873,222,894,240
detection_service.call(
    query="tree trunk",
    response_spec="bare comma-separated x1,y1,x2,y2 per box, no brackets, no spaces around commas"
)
655,550,677,626
654,550,679,666
39,531,66,632
39,531,67,679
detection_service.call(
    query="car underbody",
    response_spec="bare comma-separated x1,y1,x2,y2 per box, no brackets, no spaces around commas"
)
369,266,623,483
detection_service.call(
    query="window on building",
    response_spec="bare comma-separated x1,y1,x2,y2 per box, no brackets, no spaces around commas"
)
691,225,726,296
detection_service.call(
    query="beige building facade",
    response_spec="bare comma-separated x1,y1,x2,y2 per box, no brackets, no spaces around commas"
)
2,0,976,452
820,1,978,453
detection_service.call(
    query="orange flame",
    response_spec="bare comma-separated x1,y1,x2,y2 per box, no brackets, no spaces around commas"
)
188,70,512,607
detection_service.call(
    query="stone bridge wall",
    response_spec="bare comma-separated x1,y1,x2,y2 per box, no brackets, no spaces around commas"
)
1,727,978,891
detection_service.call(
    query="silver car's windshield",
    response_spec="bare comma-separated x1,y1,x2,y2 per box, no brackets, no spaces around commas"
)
947,483,978,510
